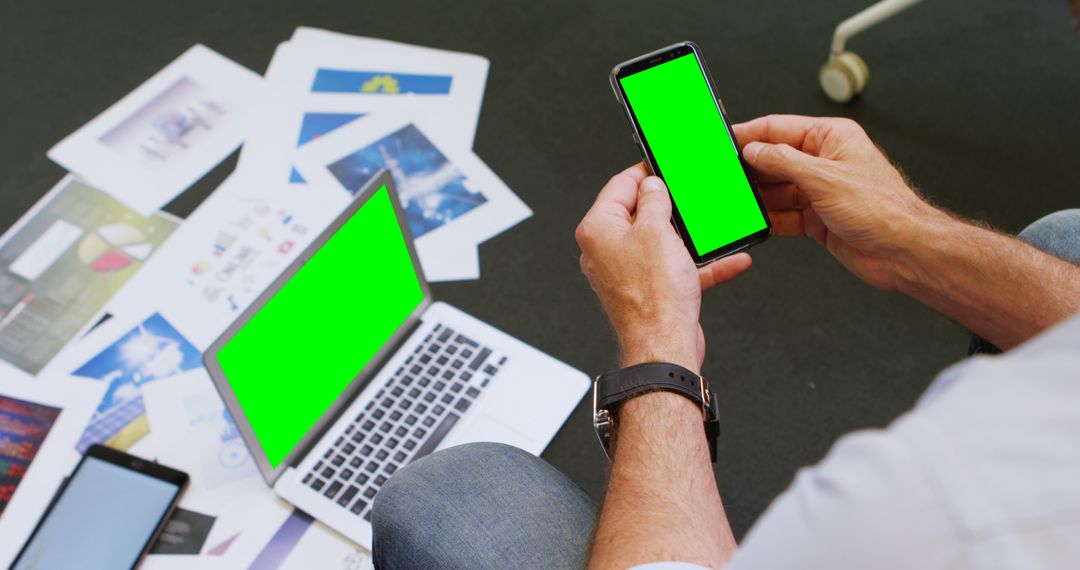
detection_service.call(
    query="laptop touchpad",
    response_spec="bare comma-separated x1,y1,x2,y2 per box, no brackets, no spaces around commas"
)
450,413,536,453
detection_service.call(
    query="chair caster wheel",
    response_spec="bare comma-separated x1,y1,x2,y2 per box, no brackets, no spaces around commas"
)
819,51,869,103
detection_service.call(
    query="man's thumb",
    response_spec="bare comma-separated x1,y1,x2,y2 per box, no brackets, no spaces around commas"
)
636,176,672,223
743,141,817,183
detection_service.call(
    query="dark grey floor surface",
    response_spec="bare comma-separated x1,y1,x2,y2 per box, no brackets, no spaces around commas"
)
3,0,1078,540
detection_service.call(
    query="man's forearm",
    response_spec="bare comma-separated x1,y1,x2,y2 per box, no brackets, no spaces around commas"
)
896,213,1080,349
588,391,736,570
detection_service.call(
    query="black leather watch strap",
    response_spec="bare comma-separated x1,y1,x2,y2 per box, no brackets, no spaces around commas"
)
593,362,720,462
595,362,707,412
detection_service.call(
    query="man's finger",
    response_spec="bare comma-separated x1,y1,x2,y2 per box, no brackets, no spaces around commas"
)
635,176,672,225
623,162,649,183
587,163,649,221
767,210,807,237
733,115,826,149
747,167,791,184
598,163,649,206
759,182,808,212
699,253,752,291
742,142,826,194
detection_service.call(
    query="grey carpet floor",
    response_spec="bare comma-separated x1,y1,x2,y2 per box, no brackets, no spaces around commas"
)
2,0,1077,538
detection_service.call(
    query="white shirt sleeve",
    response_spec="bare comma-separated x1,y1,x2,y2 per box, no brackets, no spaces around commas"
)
724,314,1080,570
633,315,1080,570
724,415,963,569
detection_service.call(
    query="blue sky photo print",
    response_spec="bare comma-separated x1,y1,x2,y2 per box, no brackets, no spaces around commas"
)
326,124,488,238
73,312,201,452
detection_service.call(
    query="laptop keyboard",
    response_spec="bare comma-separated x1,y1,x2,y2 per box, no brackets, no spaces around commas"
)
300,323,507,521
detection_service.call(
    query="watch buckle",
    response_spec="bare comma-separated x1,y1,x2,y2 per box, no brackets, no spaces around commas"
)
698,375,711,416
593,379,614,459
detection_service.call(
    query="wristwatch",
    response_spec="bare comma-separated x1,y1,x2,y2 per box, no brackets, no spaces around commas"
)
593,362,720,462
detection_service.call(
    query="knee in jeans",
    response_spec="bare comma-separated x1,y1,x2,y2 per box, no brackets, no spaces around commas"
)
1018,209,1080,264
373,442,536,525
371,442,543,568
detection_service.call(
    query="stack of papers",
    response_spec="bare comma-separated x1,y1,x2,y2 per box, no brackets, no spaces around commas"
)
0,28,531,569
242,28,531,281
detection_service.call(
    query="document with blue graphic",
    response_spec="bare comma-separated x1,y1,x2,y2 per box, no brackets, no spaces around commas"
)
234,30,496,282
267,28,488,149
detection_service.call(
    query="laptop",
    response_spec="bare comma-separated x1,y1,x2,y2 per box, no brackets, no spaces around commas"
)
203,170,589,548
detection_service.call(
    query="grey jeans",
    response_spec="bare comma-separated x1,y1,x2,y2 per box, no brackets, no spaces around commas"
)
372,442,597,569
371,209,1080,570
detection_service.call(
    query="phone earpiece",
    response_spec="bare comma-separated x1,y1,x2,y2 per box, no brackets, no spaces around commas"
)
819,51,869,104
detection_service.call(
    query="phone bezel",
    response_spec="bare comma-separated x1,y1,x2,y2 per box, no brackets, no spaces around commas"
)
610,41,771,266
11,444,188,569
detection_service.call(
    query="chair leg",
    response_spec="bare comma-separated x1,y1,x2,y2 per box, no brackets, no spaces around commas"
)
819,0,928,103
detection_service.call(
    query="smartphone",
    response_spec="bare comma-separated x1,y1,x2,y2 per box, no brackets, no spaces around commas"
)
11,445,187,570
611,41,770,265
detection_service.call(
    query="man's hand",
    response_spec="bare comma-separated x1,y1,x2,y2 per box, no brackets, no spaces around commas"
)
734,114,1080,349
579,165,742,570
734,114,944,291
576,163,751,373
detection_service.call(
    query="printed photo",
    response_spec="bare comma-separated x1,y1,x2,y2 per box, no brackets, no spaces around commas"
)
0,176,178,374
99,77,228,168
0,395,61,517
326,124,488,238
72,313,201,453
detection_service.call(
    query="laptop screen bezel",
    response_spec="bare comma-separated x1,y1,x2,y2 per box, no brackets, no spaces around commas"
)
202,169,433,485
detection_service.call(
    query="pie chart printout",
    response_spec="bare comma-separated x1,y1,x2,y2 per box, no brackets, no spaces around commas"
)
76,223,154,273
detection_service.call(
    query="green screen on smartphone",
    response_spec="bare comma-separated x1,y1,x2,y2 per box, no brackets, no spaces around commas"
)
619,51,767,257
213,186,424,469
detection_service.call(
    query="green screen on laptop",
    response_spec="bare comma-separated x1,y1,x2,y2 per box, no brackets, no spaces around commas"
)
213,185,424,469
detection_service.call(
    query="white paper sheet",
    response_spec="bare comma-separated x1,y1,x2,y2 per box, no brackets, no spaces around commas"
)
206,493,295,566
34,308,139,383
275,28,489,148
141,555,230,570
278,521,372,570
0,373,106,567
140,369,261,508
140,479,280,568
48,45,262,215
218,505,372,570
293,113,530,272
234,77,327,190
